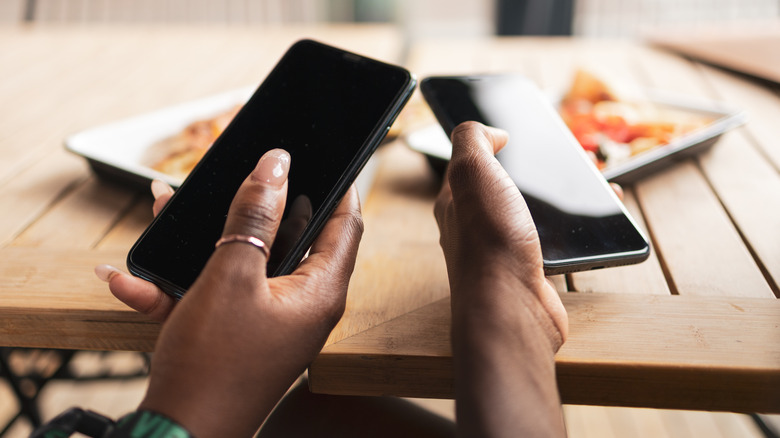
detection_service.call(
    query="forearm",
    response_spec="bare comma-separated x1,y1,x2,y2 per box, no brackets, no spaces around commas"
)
451,281,567,438
139,362,302,438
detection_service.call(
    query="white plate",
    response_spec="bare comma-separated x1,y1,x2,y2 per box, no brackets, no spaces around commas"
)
406,90,746,185
65,87,256,189
65,87,382,203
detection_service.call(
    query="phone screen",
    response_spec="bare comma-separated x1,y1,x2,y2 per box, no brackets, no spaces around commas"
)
128,40,415,297
421,75,649,274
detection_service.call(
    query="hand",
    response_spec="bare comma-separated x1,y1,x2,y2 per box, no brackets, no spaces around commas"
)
101,149,363,437
436,122,568,437
96,176,323,323
92,179,180,321
435,121,567,349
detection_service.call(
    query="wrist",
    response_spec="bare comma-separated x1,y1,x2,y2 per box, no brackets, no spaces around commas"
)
449,269,565,353
449,283,567,438
139,372,294,438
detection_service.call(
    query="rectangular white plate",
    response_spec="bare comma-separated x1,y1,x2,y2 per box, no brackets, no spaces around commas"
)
405,90,746,185
65,87,255,189
65,87,381,202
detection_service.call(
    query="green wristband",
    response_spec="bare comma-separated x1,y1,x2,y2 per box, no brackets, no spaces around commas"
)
115,410,193,438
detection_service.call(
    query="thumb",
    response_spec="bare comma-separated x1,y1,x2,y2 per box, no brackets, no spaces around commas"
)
447,122,513,203
450,121,509,160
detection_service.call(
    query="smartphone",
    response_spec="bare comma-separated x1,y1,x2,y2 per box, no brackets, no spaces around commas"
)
128,40,416,298
420,74,650,274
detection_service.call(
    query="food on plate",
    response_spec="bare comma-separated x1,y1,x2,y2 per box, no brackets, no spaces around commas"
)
560,70,713,170
152,97,420,181
152,105,242,180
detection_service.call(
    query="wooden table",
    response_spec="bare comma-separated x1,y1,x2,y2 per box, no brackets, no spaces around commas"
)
1,27,778,414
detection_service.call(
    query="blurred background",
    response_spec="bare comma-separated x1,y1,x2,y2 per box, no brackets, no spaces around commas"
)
0,0,778,39
1,1,778,438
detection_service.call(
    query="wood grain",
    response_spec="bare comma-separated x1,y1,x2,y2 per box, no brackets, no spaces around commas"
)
311,293,780,413
0,26,404,189
570,43,778,298
695,58,780,172
96,196,153,251
310,37,779,410
0,24,405,351
636,161,773,298
10,177,137,249
2,29,778,412
575,42,775,298
0,148,87,247
0,247,159,351
325,142,449,346
648,22,780,85
635,46,780,295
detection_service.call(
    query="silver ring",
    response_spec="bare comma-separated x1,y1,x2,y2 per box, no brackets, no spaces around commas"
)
215,234,270,258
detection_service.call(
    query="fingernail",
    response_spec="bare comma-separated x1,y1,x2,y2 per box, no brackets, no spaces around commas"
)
151,179,173,199
95,264,122,282
252,149,290,188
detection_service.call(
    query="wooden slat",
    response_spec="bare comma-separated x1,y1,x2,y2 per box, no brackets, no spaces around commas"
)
310,293,780,413
328,141,571,347
312,299,455,398
0,25,404,241
523,40,673,296
636,161,773,297
3,29,779,416
634,47,780,295
325,142,450,346
694,59,780,171
0,23,405,346
696,131,780,295
0,26,404,187
0,148,87,247
585,42,779,298
648,22,780,87
0,31,193,187
96,196,153,251
316,38,779,414
0,33,106,180
0,248,128,311
0,248,158,351
0,308,159,352
0,146,447,349
10,177,136,249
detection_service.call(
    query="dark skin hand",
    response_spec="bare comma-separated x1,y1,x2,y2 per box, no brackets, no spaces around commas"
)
435,121,568,438
97,149,363,437
96,123,574,437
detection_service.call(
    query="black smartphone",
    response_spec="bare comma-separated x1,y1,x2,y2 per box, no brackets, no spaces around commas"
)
128,39,416,298
420,74,650,274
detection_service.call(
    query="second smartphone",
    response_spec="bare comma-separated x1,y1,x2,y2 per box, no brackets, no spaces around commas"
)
128,40,416,298
421,74,650,274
